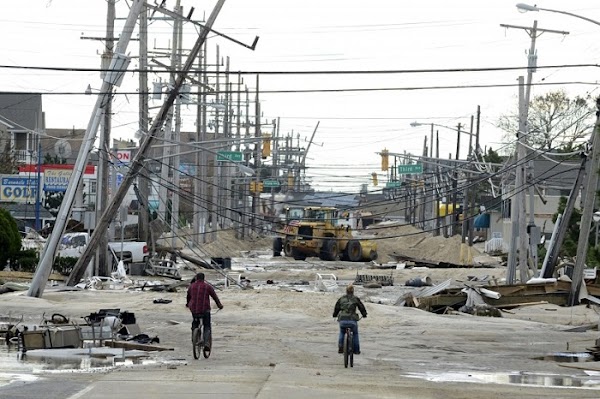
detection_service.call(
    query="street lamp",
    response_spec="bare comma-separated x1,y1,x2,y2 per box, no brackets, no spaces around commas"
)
516,3,600,27
410,121,473,159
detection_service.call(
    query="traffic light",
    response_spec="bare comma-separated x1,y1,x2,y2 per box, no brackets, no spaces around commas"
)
371,172,378,186
262,133,271,158
381,148,389,171
250,181,264,193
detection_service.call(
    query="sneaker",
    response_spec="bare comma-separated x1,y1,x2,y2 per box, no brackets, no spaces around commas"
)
338,347,343,354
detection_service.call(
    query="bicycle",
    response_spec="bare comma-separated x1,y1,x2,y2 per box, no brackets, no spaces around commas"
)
342,326,354,368
192,309,219,359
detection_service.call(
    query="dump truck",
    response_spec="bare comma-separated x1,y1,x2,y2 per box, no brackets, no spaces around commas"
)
273,206,377,261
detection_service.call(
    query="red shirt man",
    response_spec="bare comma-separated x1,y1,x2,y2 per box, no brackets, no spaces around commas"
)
186,273,223,350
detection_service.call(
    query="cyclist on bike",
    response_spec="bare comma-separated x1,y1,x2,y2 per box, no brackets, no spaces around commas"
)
186,272,223,351
333,284,367,355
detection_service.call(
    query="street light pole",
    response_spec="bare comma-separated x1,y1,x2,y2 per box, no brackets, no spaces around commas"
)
517,3,600,28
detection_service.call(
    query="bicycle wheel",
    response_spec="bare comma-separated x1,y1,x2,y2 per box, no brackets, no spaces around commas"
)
192,327,201,359
203,329,212,358
343,330,350,368
348,331,354,368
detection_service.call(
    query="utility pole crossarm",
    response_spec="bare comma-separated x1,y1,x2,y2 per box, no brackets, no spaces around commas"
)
146,4,259,50
499,23,570,37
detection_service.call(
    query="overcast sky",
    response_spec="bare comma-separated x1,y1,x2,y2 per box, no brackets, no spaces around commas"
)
1,0,599,191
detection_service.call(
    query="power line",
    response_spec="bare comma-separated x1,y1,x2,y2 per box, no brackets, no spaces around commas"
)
0,63,597,74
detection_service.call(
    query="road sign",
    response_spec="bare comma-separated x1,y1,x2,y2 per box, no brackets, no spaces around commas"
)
386,181,401,188
217,151,243,162
116,150,131,164
397,164,423,175
263,179,280,188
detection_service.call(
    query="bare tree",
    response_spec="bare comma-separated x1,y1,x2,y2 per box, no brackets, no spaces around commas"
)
498,90,595,152
0,140,18,173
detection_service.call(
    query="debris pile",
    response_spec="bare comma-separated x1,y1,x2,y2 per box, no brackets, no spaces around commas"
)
4,308,169,355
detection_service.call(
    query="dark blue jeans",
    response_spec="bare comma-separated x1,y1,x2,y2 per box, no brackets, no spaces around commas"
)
192,311,212,344
338,320,359,352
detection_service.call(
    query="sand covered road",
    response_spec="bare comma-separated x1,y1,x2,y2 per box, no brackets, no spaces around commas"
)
2,262,600,398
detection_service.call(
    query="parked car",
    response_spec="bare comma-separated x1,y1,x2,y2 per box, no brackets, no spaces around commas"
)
57,232,150,264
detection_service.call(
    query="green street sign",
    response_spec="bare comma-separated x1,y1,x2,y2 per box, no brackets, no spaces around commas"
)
386,181,402,188
263,179,280,188
397,164,423,175
217,151,243,162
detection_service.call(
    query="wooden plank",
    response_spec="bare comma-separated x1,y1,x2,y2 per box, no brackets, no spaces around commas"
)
104,340,174,351
484,294,568,308
0,271,65,281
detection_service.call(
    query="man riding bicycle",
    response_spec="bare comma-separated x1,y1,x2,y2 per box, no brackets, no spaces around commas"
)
186,272,223,351
333,284,367,354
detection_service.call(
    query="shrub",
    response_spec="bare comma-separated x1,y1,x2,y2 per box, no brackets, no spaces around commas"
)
53,256,79,276
14,249,39,272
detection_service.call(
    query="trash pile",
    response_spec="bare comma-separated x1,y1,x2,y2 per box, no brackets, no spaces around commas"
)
1,308,167,355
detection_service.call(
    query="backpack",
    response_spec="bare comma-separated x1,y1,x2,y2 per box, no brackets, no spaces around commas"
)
340,296,357,316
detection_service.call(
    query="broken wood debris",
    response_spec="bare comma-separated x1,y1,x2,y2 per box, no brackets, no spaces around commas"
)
104,340,173,352
401,278,600,313
388,252,496,268
354,272,394,286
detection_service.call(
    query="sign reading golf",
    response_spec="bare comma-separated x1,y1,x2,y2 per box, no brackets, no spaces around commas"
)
1,176,39,202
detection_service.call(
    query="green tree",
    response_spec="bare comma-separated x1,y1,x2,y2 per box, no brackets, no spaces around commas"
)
0,208,22,268
498,90,594,152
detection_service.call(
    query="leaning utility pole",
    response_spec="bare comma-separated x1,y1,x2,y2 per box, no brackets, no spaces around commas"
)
28,0,146,297
66,0,228,287
570,97,600,305
450,123,462,236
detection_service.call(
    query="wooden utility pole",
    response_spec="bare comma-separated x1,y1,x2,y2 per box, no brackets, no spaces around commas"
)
211,44,221,241
96,0,116,277
570,98,600,304
435,131,441,236
251,74,260,231
171,3,183,248
194,40,209,245
501,21,569,284
451,123,462,236
138,2,150,245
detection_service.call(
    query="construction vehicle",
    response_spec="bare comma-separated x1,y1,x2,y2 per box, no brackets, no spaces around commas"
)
273,206,378,262
272,206,305,257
